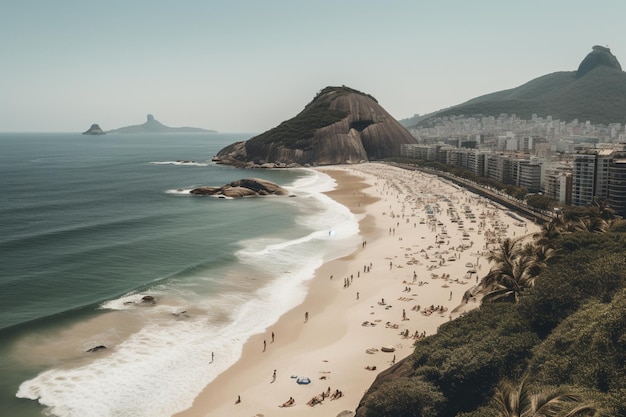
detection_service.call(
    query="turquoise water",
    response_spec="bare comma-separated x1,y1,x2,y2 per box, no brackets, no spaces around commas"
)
0,133,360,416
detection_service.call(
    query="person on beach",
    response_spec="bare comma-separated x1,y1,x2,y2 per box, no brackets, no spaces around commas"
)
272,369,277,383
280,397,295,407
263,340,266,352
271,331,275,343
305,312,309,322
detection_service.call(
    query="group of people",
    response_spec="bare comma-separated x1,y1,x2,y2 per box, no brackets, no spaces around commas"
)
306,386,344,406
262,331,275,352
399,328,427,340
421,304,448,316
338,262,373,289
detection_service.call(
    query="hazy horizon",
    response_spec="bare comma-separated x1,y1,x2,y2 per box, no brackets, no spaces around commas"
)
1,0,625,133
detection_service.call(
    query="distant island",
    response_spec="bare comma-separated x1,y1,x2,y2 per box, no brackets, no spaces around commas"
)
107,114,216,134
82,124,106,135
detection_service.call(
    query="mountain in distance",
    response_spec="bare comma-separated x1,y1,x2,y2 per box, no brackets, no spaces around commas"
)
409,45,626,128
213,86,417,167
107,114,216,134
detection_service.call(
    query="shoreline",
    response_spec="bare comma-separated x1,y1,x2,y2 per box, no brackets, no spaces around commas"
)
174,162,541,417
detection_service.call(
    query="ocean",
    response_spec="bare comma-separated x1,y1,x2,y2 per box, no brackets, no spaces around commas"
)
0,132,361,417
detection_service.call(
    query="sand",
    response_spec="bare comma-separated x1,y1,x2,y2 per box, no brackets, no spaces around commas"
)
174,162,540,417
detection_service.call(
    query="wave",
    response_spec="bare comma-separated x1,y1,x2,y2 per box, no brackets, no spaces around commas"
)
149,161,209,166
15,169,362,417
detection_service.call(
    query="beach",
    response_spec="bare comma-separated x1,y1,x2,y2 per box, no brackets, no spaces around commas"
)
175,162,541,417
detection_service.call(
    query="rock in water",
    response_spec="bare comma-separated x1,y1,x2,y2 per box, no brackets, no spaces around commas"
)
82,124,106,135
86,345,107,353
189,178,289,197
213,86,417,167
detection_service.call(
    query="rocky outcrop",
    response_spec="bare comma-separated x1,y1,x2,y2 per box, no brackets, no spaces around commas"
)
354,358,414,416
189,178,289,198
213,86,417,167
82,124,106,135
108,114,216,134
577,45,622,78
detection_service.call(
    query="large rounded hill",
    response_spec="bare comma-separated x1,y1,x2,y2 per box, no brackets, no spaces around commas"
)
213,86,417,167
411,45,626,127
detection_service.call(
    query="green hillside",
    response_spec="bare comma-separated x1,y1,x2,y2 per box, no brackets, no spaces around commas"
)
416,60,626,127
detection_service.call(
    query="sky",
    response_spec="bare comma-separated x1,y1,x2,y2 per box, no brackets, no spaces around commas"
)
1,0,625,133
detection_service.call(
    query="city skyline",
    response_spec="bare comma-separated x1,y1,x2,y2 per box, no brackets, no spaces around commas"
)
1,0,625,133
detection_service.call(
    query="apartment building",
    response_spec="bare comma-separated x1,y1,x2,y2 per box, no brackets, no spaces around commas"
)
608,155,626,216
572,152,597,206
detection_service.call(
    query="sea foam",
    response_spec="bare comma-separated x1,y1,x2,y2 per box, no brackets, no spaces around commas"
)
16,169,361,417
149,161,209,166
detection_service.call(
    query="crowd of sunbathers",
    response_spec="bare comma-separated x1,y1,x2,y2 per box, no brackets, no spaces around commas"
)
398,328,427,340
421,304,448,316
306,386,344,406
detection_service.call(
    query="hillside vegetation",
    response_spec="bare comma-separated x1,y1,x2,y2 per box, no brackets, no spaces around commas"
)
249,86,371,149
415,66,626,127
355,205,626,417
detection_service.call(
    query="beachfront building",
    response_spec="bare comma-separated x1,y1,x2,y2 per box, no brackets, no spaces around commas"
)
595,149,613,200
485,154,512,184
517,159,542,193
571,148,626,214
400,137,626,213
467,151,487,177
572,151,598,206
608,155,626,216
400,144,439,161
544,164,572,204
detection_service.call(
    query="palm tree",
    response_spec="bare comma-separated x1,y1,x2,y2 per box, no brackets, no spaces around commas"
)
487,238,522,269
590,198,617,222
481,253,536,303
536,218,564,248
482,238,545,303
574,216,608,234
521,242,555,278
494,376,596,417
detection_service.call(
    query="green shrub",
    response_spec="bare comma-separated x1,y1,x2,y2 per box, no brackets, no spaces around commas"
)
528,289,626,414
412,304,539,415
362,377,445,417
521,250,626,337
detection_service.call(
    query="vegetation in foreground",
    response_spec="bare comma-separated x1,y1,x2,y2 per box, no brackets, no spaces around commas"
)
356,205,626,417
